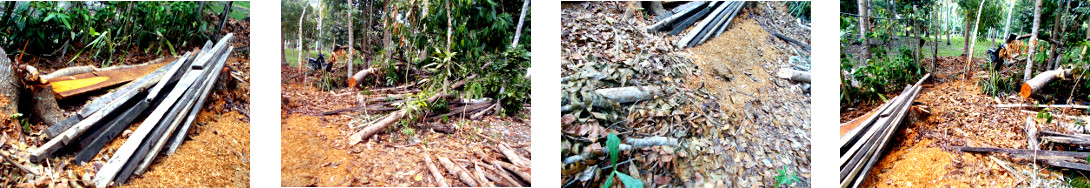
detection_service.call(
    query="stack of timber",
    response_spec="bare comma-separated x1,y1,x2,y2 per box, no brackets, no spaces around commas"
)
24,33,236,187
645,1,747,48
960,118,1090,172
839,73,930,188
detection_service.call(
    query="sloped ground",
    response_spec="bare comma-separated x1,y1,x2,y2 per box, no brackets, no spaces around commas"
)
0,17,250,187
858,57,1073,187
279,66,531,187
560,2,810,187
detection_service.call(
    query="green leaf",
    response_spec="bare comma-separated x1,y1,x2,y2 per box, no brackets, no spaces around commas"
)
607,132,620,166
615,172,644,188
601,171,614,188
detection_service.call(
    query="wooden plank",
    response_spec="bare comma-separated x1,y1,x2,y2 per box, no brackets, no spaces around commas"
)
71,100,150,165
1045,160,1090,171
44,54,189,139
116,44,232,184
842,74,929,188
93,34,233,187
165,47,231,155
47,61,169,99
677,1,729,48
695,2,737,45
646,1,707,32
136,46,231,175
666,1,718,36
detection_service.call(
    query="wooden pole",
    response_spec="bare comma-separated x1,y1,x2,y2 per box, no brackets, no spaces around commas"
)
963,0,987,79
422,152,450,187
436,156,478,187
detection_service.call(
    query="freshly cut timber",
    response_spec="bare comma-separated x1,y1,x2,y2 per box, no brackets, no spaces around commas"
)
93,33,233,187
840,74,929,188
666,1,718,36
46,60,170,99
165,48,233,155
1021,68,1074,98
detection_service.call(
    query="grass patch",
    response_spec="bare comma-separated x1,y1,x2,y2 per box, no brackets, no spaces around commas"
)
206,1,249,20
283,48,332,67
921,35,1003,58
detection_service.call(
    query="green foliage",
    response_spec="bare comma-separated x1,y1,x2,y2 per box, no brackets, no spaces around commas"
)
978,69,1018,97
314,71,346,91
1037,108,1054,125
601,132,643,188
0,2,215,63
842,47,923,108
786,2,809,22
774,166,800,187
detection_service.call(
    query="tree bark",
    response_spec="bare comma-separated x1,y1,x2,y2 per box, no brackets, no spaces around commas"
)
595,86,663,103
857,0,868,60
0,47,20,122
1024,0,1044,81
510,0,529,48
30,85,62,125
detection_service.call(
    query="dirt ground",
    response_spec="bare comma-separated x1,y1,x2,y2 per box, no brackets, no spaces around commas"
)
855,57,1075,187
279,66,531,187
560,2,810,187
0,17,250,187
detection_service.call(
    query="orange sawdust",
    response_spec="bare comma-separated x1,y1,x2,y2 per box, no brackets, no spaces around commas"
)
280,113,355,187
124,110,249,187
684,17,789,115
861,139,961,187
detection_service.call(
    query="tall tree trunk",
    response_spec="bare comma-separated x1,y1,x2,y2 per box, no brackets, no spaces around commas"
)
858,0,869,60
1048,0,1071,70
348,0,354,80
944,0,951,45
1025,0,1044,81
1002,0,1014,39
317,0,324,54
962,10,973,57
282,30,287,65
216,1,233,38
298,4,307,70
965,0,987,78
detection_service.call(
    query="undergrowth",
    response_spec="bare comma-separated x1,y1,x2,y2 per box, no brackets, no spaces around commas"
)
841,46,923,110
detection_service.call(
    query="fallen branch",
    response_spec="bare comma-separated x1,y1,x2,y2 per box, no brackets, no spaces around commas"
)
493,160,531,184
1027,115,1040,150
347,75,475,145
437,156,478,187
497,143,529,167
422,151,450,187
0,151,40,175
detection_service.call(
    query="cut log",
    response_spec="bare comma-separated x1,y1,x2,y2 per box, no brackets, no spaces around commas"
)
1021,68,1074,99
422,152,450,187
472,163,494,187
595,85,663,103
776,68,810,83
493,160,531,184
29,85,63,125
497,143,529,167
348,67,377,88
1046,160,1090,171
626,136,679,148
1040,136,1090,145
470,103,498,120
436,156,478,187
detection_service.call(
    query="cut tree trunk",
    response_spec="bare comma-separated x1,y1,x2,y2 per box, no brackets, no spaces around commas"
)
29,85,63,125
348,67,376,88
1020,68,1072,99
0,47,20,120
